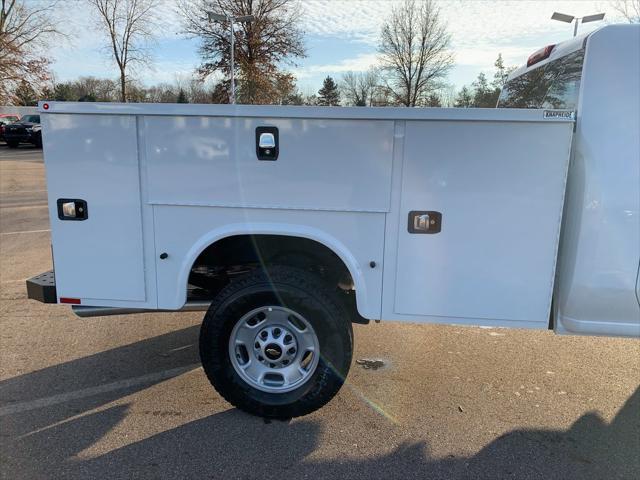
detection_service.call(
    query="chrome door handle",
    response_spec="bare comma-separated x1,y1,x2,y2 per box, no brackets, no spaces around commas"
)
414,214,430,231
408,211,442,234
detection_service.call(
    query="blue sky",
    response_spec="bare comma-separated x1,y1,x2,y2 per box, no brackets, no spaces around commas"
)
46,0,624,93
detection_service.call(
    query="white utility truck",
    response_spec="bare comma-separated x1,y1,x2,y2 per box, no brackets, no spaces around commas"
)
27,25,639,418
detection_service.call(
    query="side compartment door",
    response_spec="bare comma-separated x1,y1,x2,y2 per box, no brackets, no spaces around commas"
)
44,114,147,303
390,120,573,328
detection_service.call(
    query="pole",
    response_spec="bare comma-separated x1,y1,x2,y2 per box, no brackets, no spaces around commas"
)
230,19,235,104
573,19,578,37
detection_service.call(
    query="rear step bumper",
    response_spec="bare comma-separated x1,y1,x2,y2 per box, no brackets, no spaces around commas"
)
26,270,57,303
26,270,211,317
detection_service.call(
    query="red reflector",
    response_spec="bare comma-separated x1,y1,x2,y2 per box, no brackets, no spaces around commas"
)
43,103,50,110
527,44,555,67
60,297,81,304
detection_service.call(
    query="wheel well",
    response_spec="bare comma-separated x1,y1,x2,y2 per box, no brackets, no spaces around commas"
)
189,234,352,291
188,234,367,324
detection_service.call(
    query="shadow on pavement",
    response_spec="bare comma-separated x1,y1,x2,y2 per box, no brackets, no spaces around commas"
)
0,326,638,479
0,326,200,468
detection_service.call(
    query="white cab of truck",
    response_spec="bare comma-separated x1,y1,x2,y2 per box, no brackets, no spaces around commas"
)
27,24,639,418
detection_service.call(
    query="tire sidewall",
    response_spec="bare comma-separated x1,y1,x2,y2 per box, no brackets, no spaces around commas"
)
200,271,352,415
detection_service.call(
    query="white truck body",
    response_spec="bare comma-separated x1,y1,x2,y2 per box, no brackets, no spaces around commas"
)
41,105,574,325
33,25,639,338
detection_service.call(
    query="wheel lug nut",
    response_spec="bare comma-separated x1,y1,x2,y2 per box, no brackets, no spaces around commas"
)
254,342,260,349
284,335,292,343
288,348,296,355
273,328,281,337
261,331,268,339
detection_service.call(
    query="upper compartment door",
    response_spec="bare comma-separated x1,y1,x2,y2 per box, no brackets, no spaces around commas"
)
143,116,394,213
391,120,573,327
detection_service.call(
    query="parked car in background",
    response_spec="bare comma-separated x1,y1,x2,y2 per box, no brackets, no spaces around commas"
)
3,114,42,148
0,114,20,143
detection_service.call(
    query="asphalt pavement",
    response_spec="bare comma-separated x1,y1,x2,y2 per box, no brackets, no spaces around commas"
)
0,144,638,480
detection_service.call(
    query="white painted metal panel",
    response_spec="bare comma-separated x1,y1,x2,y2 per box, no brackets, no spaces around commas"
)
555,25,640,337
392,120,573,324
39,101,574,123
144,116,394,212
38,100,576,321
43,114,146,302
152,206,385,319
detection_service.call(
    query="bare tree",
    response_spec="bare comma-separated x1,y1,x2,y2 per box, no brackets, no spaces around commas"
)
186,78,210,104
425,92,441,107
44,76,119,101
340,69,380,106
0,0,60,103
178,0,305,104
87,0,159,102
611,0,640,22
75,76,119,101
144,83,176,102
438,83,457,107
378,0,453,107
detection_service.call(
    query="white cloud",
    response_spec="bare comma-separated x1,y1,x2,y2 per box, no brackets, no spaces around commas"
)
453,44,533,67
300,0,618,48
291,52,379,78
136,60,198,84
301,0,391,43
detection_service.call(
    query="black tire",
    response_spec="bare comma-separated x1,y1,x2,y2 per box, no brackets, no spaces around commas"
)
199,265,353,418
6,140,19,148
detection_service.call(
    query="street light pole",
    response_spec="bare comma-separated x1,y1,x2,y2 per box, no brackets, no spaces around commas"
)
230,20,235,104
206,11,255,104
551,11,605,37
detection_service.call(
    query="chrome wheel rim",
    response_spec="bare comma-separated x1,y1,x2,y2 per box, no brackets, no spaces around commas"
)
228,306,320,393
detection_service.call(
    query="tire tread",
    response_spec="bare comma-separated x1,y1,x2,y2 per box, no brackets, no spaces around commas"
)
199,266,352,418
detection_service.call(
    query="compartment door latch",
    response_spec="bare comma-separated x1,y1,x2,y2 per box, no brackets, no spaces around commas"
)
57,199,88,221
256,126,279,161
408,211,442,234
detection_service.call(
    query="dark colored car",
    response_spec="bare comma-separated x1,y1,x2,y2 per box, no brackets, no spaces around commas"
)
3,114,42,148
0,114,20,142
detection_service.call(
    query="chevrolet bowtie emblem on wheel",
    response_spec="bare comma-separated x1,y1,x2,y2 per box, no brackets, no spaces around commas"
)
265,347,281,358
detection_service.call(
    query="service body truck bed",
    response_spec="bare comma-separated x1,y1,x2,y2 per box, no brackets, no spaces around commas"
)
27,25,639,418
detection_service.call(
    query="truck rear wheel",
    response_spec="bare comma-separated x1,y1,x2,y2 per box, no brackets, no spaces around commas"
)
199,266,353,418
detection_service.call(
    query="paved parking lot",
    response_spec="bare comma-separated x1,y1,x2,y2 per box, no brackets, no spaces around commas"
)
0,145,638,479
